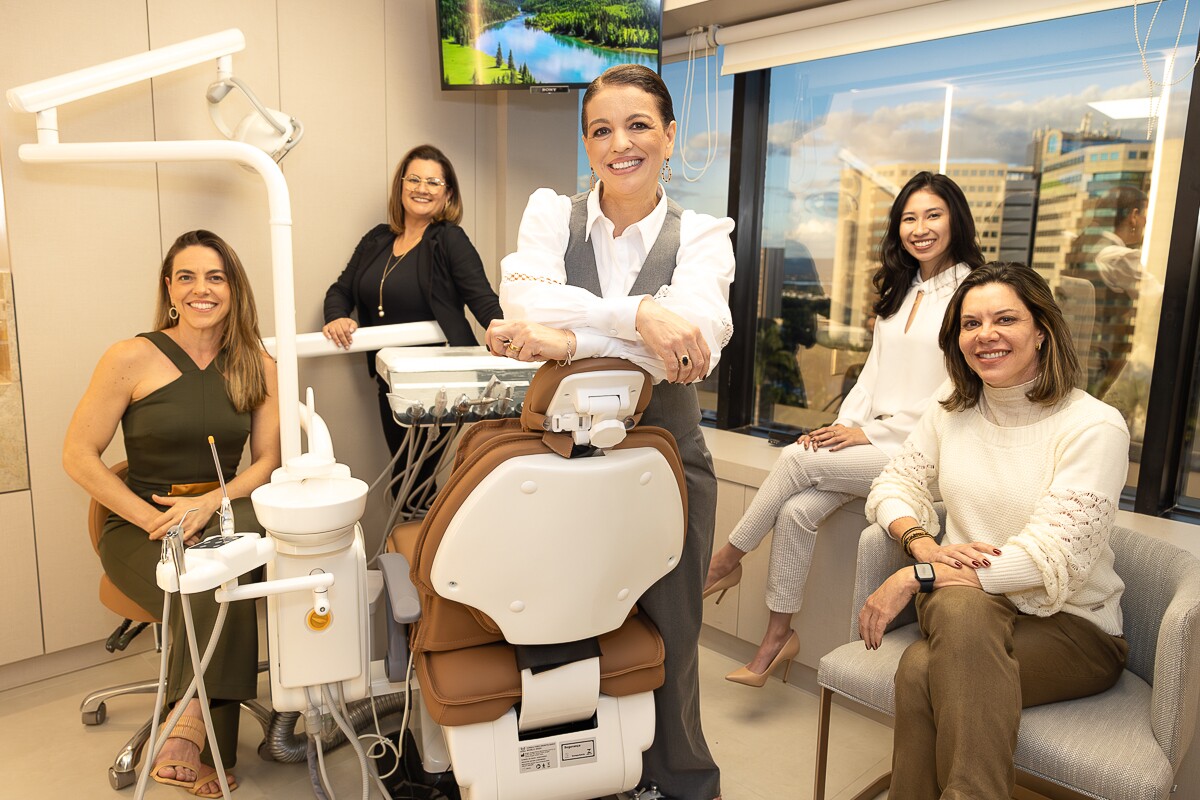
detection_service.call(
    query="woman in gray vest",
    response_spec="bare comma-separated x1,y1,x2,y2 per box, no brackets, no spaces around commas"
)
485,64,734,800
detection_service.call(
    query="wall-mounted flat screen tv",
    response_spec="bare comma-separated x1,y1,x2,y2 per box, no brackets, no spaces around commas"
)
436,1,662,90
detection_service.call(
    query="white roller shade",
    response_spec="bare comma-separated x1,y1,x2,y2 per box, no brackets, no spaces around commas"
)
714,0,1135,74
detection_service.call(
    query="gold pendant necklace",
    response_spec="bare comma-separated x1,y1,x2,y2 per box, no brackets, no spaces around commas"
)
377,243,414,318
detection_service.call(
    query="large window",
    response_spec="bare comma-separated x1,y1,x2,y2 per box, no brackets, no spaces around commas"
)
751,6,1198,491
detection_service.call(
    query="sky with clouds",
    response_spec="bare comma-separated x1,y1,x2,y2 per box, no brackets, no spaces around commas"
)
575,5,1197,264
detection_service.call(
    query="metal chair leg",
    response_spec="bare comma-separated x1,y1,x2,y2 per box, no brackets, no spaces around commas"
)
109,716,154,790
80,679,161,725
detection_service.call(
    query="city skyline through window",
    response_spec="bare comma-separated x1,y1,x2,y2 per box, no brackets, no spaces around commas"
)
753,6,1198,492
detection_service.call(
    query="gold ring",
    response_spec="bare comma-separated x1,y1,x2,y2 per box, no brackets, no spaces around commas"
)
507,342,521,352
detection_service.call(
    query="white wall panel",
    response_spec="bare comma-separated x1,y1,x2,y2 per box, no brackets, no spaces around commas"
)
0,0,162,654
0,491,40,665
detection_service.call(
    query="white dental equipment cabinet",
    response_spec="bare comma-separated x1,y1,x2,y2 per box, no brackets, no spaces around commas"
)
5,27,541,800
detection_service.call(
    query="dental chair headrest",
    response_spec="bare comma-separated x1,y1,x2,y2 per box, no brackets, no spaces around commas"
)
521,358,653,454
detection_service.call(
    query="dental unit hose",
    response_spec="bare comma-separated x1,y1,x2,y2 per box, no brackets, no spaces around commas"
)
136,513,234,800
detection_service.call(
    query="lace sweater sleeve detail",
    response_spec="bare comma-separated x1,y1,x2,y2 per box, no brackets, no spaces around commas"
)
985,488,1117,616
865,439,941,538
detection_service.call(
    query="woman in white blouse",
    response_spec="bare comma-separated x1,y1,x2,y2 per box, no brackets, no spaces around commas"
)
486,65,734,800
704,172,984,687
859,263,1129,798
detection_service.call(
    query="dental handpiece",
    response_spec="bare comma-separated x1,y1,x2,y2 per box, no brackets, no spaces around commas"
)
207,436,235,537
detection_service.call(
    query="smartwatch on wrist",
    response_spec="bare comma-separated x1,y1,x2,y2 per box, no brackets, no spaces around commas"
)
913,562,935,593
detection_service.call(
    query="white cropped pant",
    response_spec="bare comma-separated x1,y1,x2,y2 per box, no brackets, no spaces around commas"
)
728,441,890,613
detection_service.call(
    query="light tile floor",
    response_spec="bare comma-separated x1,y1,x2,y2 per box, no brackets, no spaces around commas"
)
0,644,894,799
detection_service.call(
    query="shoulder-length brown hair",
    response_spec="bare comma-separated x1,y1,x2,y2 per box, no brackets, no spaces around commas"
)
387,144,463,235
154,230,268,414
938,262,1079,411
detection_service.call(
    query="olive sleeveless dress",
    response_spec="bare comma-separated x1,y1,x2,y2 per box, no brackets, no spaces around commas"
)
97,331,261,766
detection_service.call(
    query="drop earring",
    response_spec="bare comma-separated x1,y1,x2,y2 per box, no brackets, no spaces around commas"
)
589,168,597,191
168,305,179,321
661,158,672,183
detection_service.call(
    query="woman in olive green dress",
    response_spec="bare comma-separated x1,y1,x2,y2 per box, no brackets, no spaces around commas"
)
64,230,279,797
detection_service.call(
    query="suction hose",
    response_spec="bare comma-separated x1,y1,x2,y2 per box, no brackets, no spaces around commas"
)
263,692,408,762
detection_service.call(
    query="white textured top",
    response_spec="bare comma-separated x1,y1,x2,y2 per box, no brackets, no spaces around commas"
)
834,263,971,457
866,385,1130,635
499,185,735,383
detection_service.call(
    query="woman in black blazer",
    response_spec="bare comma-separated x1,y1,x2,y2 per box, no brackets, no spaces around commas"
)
323,144,502,505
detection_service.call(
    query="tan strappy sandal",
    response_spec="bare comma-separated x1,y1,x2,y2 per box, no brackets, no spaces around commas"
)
188,765,238,797
151,715,208,789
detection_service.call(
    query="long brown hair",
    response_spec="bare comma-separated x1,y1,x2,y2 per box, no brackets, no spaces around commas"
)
938,262,1079,411
387,144,464,235
874,172,984,319
155,230,268,414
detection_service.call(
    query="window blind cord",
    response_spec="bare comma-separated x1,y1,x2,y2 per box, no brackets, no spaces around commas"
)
679,27,720,181
1134,0,1200,139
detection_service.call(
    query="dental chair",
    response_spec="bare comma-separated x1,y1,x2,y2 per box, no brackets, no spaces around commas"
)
384,358,687,800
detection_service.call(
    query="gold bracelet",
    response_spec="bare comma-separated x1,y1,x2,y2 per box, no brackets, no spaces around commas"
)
558,333,575,367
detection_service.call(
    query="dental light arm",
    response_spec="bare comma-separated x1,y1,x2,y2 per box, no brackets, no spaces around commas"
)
7,29,307,462
6,29,245,115
206,75,303,163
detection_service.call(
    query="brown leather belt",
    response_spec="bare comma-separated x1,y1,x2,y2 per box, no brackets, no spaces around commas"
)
168,481,221,497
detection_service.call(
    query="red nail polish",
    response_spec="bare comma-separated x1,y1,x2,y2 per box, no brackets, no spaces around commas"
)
993,549,1001,555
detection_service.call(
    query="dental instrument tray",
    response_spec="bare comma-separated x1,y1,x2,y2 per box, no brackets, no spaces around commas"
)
376,346,542,426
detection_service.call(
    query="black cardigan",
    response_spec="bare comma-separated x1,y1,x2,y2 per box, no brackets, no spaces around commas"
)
323,222,503,352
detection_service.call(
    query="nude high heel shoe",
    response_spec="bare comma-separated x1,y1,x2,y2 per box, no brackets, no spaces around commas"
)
702,563,742,604
725,630,800,687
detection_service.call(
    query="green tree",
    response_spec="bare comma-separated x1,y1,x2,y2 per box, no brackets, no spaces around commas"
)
755,320,804,423
507,49,516,73
495,42,503,68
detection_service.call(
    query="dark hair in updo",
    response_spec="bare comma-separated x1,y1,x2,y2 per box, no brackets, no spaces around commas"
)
580,64,675,135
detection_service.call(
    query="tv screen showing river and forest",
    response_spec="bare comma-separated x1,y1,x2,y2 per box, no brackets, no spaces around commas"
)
436,0,662,89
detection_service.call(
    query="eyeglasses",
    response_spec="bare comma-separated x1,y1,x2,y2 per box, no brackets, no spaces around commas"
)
404,175,447,190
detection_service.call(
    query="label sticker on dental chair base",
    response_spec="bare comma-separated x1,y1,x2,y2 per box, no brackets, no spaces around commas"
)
517,738,598,773
518,742,558,772
560,738,597,766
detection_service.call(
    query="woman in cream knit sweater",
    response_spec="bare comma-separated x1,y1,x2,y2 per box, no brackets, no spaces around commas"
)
859,262,1130,799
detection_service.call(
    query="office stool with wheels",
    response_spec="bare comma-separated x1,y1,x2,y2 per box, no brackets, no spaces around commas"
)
81,461,272,790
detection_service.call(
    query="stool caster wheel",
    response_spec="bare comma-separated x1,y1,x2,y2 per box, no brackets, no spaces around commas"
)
110,766,136,790
83,702,107,726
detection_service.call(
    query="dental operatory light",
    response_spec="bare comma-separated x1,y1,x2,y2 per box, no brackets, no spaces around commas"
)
206,75,303,162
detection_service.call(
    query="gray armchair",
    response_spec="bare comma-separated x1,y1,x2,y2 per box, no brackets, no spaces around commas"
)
813,521,1200,800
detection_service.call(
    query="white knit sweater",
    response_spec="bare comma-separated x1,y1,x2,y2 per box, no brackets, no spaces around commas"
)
866,383,1130,636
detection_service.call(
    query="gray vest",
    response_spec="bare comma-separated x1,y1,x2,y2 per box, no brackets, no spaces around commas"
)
564,192,701,441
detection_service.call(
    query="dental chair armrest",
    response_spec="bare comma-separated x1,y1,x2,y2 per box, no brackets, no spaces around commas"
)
379,552,422,624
